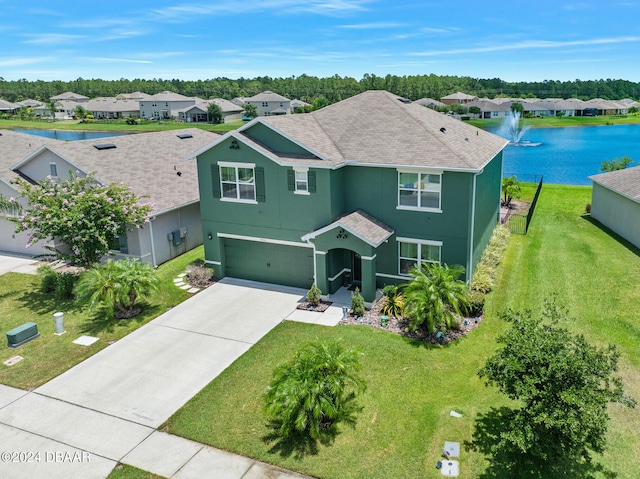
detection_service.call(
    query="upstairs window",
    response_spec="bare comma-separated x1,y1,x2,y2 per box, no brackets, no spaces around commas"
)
220,164,256,201
398,171,441,211
295,170,308,193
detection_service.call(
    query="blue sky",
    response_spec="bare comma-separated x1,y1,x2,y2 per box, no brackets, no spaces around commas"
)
2,1,640,82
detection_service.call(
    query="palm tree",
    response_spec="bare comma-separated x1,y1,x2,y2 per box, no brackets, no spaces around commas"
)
75,258,158,318
403,262,470,332
264,340,366,440
501,175,521,207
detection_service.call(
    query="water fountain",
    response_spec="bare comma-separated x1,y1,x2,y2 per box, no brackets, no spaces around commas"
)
496,111,540,146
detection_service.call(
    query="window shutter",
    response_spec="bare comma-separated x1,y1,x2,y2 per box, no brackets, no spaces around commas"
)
255,167,266,202
308,171,316,193
211,164,221,198
287,169,295,191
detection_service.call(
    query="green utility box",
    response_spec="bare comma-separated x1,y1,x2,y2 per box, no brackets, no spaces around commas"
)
6,322,40,348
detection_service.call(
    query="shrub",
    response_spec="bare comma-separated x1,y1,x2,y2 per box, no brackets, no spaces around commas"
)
380,285,404,318
471,224,510,294
351,287,366,316
186,262,214,287
471,263,494,293
37,265,78,299
264,340,366,440
306,282,322,306
54,272,79,300
37,265,58,294
465,290,486,317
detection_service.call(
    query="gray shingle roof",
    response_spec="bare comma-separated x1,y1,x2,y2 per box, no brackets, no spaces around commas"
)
589,166,640,204
50,91,89,101
2,128,219,214
302,209,394,247
247,90,507,170
246,91,290,102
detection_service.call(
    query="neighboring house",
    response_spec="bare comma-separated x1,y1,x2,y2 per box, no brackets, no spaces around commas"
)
0,99,19,115
415,98,445,109
465,99,511,119
589,166,640,250
189,90,508,303
290,99,311,110
1,128,218,265
50,91,89,102
440,92,479,105
85,97,141,119
14,99,48,117
176,98,244,123
139,91,195,120
243,91,291,116
116,92,153,101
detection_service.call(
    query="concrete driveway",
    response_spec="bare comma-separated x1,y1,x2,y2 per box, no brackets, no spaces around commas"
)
0,278,309,479
0,253,40,275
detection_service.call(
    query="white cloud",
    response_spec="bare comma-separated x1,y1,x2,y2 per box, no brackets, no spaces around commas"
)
409,36,640,56
338,22,405,29
23,33,86,45
0,57,52,67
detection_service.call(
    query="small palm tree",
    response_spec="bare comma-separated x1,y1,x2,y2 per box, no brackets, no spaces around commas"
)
502,175,521,207
264,340,366,440
75,259,158,318
403,262,470,332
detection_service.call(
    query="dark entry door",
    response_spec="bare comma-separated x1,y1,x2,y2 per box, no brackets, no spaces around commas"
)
351,252,362,284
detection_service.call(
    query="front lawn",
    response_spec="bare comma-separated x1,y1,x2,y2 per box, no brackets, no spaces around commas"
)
164,184,640,479
0,118,244,133
0,246,205,389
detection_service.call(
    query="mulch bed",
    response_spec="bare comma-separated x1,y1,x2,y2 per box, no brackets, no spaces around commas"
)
296,300,333,312
338,296,484,345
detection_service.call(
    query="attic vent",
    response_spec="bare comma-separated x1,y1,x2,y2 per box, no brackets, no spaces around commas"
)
440,127,446,133
94,143,116,150
177,133,193,139
397,97,411,103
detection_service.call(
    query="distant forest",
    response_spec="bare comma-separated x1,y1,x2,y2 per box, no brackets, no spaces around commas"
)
2,74,639,103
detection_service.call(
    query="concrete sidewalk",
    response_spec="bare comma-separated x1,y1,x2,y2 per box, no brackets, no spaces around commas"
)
0,278,317,479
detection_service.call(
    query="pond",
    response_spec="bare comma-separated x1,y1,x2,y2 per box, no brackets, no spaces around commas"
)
7,129,126,141
494,123,640,185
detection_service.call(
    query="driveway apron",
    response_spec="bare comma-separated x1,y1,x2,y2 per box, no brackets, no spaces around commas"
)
0,278,306,479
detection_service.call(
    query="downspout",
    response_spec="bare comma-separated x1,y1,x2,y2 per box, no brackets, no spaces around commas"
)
148,216,158,268
468,171,480,283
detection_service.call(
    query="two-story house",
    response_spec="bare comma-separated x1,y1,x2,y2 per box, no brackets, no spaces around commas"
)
243,91,291,117
190,90,508,303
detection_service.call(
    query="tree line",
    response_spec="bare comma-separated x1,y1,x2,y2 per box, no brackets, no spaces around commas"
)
1,74,639,104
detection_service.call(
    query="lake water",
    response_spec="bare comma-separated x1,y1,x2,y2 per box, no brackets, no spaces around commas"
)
8,129,125,141
494,123,640,185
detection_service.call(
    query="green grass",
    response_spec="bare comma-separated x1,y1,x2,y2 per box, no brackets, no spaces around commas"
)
106,464,166,479
0,246,205,389
0,118,244,133
467,113,640,129
164,185,640,479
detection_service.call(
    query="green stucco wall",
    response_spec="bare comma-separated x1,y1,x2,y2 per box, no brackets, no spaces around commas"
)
197,126,503,291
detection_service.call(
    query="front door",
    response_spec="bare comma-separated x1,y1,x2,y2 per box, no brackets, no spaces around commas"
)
351,252,362,285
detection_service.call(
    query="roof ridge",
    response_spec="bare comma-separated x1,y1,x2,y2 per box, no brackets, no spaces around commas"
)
382,91,475,169
308,112,347,162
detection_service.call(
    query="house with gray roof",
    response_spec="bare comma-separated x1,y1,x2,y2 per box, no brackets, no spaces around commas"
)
85,97,141,119
50,91,89,102
176,98,244,123
190,90,508,302
1,128,218,265
415,98,445,109
589,166,640,250
0,99,19,114
139,91,196,120
441,92,478,105
243,90,291,117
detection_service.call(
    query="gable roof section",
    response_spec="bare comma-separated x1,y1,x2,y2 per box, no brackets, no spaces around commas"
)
51,91,89,101
6,128,219,214
252,90,507,170
246,90,290,102
589,166,640,204
302,209,394,248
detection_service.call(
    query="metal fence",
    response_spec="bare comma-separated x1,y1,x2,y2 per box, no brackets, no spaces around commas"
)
508,177,543,235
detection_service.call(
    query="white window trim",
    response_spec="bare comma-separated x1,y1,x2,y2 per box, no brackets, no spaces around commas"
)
219,162,256,202
396,169,443,212
396,237,442,276
293,166,309,195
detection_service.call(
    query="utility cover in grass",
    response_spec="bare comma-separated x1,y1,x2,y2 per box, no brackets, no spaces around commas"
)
3,356,23,366
73,335,99,346
444,441,460,457
440,460,459,477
